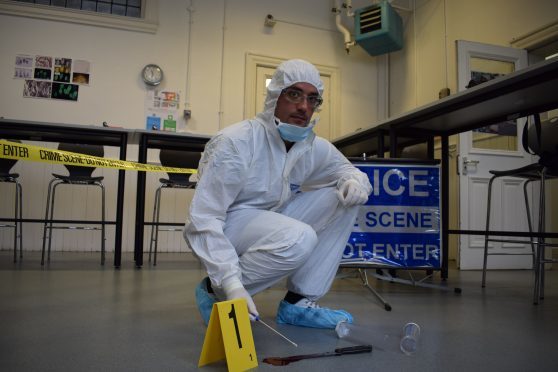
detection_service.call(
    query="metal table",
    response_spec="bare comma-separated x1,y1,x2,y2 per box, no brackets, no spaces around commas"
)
333,57,558,278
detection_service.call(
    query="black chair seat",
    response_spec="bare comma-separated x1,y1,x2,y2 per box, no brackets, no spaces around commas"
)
52,173,104,184
159,178,196,188
0,172,19,181
489,163,558,179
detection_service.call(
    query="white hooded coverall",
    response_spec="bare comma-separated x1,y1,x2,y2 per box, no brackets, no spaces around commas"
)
184,59,372,301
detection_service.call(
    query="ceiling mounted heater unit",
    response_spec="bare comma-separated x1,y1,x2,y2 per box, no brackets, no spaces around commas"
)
354,1,403,56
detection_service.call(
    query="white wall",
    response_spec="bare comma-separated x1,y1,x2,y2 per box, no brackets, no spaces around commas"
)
0,0,381,256
0,0,380,134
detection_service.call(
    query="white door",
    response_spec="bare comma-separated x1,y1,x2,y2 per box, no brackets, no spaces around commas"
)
253,64,333,140
457,40,535,270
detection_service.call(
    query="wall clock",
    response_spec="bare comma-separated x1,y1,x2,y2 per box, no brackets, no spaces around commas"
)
142,64,163,86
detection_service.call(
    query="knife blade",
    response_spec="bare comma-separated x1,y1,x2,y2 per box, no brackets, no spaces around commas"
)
262,344,372,366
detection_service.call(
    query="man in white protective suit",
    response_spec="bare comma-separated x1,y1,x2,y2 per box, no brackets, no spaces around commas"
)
184,59,372,329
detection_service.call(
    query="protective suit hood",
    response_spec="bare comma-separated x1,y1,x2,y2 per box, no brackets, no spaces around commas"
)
257,59,324,123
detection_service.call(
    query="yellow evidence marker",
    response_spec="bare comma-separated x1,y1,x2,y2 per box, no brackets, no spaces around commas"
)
198,298,258,371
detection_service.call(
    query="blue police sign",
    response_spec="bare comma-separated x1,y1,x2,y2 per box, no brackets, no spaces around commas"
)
342,163,441,268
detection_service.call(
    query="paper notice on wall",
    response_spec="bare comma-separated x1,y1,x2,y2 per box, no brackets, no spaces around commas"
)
14,54,33,79
72,59,91,85
144,89,184,132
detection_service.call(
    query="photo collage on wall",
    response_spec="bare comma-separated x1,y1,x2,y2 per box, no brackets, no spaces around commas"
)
15,54,91,102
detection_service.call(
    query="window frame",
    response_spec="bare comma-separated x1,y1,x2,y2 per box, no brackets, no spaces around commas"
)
0,0,158,33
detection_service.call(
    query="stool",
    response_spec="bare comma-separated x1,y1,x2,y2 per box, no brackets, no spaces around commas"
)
148,149,200,265
482,163,557,304
41,143,106,266
0,140,23,262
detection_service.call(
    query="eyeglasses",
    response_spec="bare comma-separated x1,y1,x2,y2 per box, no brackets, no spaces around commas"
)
281,88,323,109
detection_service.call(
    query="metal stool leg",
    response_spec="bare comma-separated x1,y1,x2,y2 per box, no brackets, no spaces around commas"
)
47,183,62,263
42,179,57,266
17,182,22,260
538,168,547,300
524,178,541,305
100,183,106,266
532,168,547,304
153,186,164,266
482,175,497,288
12,180,19,262
149,185,162,264
523,179,536,268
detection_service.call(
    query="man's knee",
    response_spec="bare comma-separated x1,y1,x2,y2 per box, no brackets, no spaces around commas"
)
296,223,318,259
274,221,317,262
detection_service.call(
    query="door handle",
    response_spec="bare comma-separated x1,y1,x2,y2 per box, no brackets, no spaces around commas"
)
462,156,479,175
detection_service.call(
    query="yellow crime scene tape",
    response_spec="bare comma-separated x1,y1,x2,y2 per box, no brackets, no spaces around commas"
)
0,139,197,174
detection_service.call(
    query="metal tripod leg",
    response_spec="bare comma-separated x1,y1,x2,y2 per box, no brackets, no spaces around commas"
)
357,269,392,311
373,270,462,293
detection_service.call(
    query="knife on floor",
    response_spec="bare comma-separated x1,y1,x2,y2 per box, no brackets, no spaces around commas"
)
262,344,372,366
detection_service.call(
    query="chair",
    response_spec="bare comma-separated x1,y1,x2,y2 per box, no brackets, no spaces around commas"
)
41,143,106,266
0,139,23,263
148,149,200,265
482,162,558,304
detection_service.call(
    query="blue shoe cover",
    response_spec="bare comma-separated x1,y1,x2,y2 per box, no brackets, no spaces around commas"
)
195,277,216,325
275,300,353,329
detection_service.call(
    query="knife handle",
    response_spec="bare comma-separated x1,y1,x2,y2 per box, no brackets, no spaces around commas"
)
334,345,373,355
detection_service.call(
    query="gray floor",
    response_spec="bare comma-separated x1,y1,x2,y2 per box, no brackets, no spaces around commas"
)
1,251,557,372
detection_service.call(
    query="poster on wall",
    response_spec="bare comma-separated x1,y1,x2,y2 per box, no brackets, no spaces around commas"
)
15,68,33,79
144,89,184,132
51,82,79,101
34,55,52,80
23,80,52,99
14,54,90,102
14,54,33,79
53,57,72,83
72,59,90,85
34,68,52,80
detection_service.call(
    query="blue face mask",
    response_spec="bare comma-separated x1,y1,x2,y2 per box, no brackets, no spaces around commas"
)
275,118,316,142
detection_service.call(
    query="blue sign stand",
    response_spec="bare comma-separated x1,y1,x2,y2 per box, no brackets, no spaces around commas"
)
340,162,460,311
342,163,441,268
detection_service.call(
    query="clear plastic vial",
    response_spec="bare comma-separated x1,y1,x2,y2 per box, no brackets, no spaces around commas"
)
336,321,398,352
400,322,420,355
336,321,421,356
